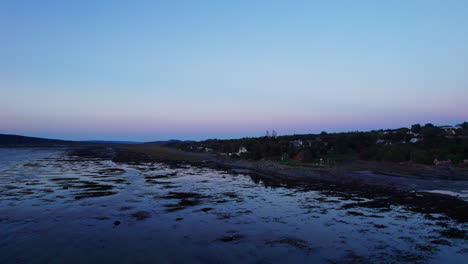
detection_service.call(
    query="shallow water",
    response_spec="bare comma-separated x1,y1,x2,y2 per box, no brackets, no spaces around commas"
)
0,148,466,264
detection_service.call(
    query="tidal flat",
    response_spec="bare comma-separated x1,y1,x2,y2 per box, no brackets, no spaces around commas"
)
0,148,467,263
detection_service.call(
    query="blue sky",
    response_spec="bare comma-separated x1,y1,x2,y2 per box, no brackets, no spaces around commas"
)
2,0,468,141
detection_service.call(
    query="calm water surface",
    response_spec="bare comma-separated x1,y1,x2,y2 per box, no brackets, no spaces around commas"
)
0,148,466,263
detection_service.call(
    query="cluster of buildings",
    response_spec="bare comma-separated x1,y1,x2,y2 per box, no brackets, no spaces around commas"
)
290,138,325,148
219,146,248,157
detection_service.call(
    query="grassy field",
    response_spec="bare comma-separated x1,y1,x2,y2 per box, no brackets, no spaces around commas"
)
279,159,330,168
124,144,208,162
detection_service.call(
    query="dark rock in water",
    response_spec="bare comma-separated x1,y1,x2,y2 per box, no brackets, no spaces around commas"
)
217,234,245,242
175,218,183,221
113,221,121,226
201,207,213,212
347,211,364,216
439,228,466,239
130,211,151,221
430,239,451,246
374,224,387,228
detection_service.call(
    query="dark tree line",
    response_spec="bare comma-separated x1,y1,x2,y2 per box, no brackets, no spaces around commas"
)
167,123,468,165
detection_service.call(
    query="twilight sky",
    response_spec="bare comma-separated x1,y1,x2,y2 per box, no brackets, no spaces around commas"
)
2,0,468,141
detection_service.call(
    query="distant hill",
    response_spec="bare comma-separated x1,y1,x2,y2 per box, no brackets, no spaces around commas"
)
82,140,140,144
145,139,195,145
0,134,197,147
0,134,72,146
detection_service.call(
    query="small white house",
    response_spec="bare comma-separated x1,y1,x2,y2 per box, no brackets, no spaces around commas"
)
376,139,385,144
237,146,248,156
410,138,422,143
291,140,303,148
407,131,420,137
443,127,457,135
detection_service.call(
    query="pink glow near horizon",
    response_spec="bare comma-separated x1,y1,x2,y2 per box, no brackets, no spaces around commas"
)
2,1,468,141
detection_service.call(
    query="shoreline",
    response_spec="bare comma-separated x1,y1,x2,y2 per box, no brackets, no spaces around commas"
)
67,145,468,223
123,144,468,190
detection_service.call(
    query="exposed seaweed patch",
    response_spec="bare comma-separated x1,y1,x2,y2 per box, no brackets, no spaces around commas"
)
144,172,177,179
165,207,184,212
161,185,179,189
391,248,428,263
373,224,387,228
347,211,364,216
438,228,466,239
49,177,80,182
146,180,172,184
164,199,202,212
217,234,245,242
415,244,438,252
103,179,128,184
72,181,114,191
399,236,416,243
98,168,125,175
222,192,239,198
368,214,384,218
328,251,373,264
430,239,451,246
342,199,392,210
23,162,42,167
216,213,234,220
161,192,209,199
74,191,117,200
179,199,201,207
94,216,110,220
130,211,151,221
266,237,309,250
424,214,450,221
315,197,340,203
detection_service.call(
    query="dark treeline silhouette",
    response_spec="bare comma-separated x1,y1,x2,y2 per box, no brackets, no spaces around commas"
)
167,122,468,166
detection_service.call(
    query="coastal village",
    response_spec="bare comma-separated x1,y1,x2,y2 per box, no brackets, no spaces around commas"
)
169,123,468,167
